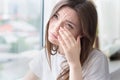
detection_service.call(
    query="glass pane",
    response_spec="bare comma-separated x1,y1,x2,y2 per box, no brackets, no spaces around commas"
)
0,0,42,80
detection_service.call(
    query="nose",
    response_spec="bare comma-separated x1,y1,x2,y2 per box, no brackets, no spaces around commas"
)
53,21,63,34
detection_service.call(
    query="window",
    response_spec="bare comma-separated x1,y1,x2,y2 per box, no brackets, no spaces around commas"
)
0,0,42,80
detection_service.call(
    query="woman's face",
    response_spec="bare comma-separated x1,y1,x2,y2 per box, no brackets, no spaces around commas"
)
48,6,81,45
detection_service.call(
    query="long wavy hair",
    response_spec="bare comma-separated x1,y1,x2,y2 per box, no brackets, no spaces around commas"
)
45,0,98,80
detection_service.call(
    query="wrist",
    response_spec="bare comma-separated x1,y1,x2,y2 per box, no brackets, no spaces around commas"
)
69,61,81,69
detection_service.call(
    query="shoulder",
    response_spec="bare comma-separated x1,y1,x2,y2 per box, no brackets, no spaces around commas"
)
91,49,106,57
89,49,107,61
82,49,110,80
83,49,109,68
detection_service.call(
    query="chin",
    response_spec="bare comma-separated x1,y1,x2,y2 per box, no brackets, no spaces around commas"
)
48,37,59,46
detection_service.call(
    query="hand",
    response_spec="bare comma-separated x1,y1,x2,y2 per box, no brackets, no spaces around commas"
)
58,27,81,67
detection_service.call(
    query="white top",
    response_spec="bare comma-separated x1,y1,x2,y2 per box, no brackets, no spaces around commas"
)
29,48,111,80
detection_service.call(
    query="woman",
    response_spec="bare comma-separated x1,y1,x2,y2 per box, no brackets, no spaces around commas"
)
23,0,111,80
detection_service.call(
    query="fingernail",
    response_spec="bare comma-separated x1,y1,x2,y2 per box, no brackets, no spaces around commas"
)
60,27,62,30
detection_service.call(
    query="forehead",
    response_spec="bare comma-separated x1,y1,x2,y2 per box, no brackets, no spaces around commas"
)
57,6,79,23
58,6,76,14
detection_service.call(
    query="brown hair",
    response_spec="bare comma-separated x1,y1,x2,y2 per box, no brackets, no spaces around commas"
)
45,0,98,79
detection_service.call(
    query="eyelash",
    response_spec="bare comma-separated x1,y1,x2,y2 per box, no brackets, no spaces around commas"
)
66,23,73,29
53,14,58,19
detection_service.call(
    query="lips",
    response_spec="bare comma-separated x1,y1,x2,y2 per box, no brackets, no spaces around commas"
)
50,32,58,39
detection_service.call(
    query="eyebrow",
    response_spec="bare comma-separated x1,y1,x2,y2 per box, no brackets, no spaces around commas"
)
57,12,78,27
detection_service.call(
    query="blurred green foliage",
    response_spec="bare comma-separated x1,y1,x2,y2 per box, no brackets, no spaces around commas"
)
10,37,32,53
0,36,6,44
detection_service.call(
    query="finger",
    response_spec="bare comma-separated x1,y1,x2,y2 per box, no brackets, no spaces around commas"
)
63,27,76,41
60,27,76,45
77,35,80,47
59,29,72,47
58,35,70,57
58,35,67,50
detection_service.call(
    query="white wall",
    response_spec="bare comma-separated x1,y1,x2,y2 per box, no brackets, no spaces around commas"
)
95,0,120,55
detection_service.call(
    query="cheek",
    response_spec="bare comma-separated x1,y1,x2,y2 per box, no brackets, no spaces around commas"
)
48,22,53,32
69,31,77,39
48,21,56,32
72,30,80,39
48,27,51,36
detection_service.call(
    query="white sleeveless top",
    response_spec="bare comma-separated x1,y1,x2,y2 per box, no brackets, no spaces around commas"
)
29,48,111,80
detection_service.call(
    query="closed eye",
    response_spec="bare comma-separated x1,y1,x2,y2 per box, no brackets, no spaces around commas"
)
67,23,73,29
53,13,59,19
66,20,76,29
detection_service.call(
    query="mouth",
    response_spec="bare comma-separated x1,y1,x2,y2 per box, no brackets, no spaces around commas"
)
50,32,58,39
